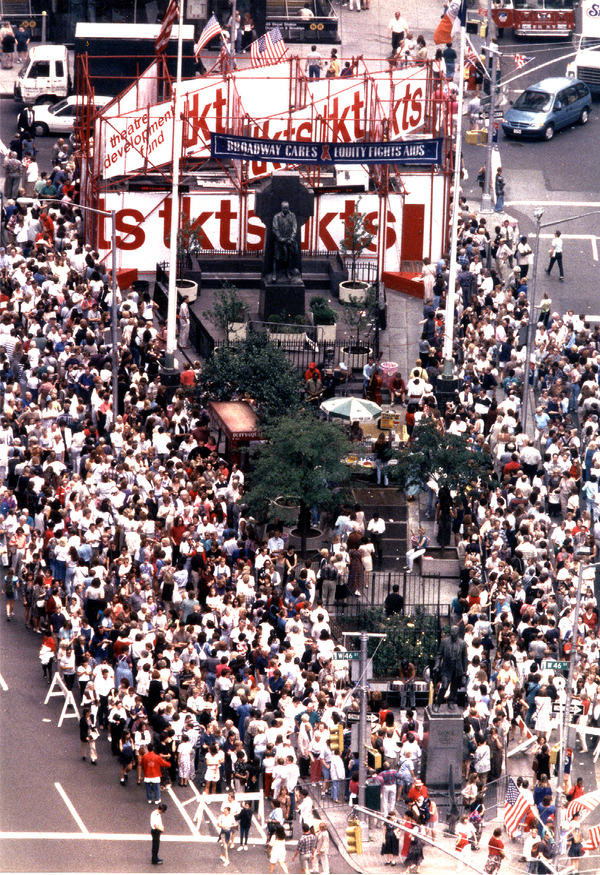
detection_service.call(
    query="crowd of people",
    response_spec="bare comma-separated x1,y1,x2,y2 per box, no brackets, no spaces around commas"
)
395,197,600,870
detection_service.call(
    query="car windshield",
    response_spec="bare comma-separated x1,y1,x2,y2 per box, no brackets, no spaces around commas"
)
49,99,70,116
513,89,552,112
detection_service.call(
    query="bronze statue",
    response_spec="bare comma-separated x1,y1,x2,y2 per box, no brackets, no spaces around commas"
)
432,625,468,712
271,201,299,282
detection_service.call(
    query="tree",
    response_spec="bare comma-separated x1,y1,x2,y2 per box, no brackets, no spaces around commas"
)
243,409,354,555
342,285,378,351
389,418,495,495
197,331,302,419
205,283,250,343
339,198,376,285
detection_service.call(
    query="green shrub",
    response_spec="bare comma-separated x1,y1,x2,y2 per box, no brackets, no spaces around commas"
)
349,607,441,678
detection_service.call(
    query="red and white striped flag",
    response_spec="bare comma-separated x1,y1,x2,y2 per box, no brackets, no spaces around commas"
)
155,0,179,54
566,789,600,821
516,715,534,740
514,53,534,70
583,824,600,851
250,26,287,68
195,14,221,56
504,778,532,838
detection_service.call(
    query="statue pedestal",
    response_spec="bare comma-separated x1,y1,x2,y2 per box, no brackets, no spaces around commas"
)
422,706,463,790
260,277,305,323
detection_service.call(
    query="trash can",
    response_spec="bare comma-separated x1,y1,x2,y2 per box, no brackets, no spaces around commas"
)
365,779,380,812
380,361,398,388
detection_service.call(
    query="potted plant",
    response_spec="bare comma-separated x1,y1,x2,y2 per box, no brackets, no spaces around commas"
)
168,219,204,303
206,282,250,343
338,199,376,303
309,295,338,344
342,286,377,371
267,313,307,347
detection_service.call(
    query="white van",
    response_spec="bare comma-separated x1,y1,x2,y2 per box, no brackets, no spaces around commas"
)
566,0,600,94
14,44,71,105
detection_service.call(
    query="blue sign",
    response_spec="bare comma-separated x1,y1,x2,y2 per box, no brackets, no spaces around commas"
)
211,132,443,166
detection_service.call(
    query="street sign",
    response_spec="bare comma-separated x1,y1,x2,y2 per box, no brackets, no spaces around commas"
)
346,712,378,724
552,702,583,716
541,660,569,671
333,652,360,661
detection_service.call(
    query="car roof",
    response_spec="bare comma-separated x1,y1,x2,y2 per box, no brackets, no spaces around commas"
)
30,45,68,60
527,77,587,92
61,95,114,106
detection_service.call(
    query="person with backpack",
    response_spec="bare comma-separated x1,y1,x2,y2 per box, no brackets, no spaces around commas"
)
3,569,17,620
566,814,585,873
316,549,338,606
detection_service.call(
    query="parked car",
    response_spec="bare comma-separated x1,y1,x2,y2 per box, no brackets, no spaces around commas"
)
32,94,113,136
501,76,591,141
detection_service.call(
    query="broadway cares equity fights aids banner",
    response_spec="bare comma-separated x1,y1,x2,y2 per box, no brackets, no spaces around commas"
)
97,62,431,180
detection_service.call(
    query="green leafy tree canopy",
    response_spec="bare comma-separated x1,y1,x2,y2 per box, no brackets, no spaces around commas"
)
197,332,302,420
243,409,353,548
390,418,494,495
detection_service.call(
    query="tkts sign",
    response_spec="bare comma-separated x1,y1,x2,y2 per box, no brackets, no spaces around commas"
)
95,190,407,270
99,64,430,180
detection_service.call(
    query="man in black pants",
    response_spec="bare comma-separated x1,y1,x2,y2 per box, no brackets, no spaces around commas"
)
150,803,167,865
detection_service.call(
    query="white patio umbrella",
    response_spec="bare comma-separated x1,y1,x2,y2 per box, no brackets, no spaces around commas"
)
320,396,382,423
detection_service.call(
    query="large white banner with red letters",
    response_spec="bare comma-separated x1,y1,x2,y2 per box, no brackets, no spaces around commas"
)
95,175,445,273
98,64,431,181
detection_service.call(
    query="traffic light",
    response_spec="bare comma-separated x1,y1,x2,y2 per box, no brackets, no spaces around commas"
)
330,724,344,754
346,819,362,854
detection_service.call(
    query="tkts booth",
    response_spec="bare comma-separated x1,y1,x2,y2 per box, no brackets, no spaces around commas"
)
208,401,262,470
79,56,454,284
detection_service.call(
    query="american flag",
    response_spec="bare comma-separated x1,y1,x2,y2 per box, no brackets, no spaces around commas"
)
566,789,600,821
504,778,532,838
195,14,222,56
250,26,287,68
155,0,179,54
583,824,600,851
465,37,489,79
514,53,534,70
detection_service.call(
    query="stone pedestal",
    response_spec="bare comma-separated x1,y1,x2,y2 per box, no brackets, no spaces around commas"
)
422,706,463,790
259,277,306,322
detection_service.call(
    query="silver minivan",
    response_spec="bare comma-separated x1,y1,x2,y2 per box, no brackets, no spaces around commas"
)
502,76,591,140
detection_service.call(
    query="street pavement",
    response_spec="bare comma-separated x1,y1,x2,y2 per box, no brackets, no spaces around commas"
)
0,605,350,873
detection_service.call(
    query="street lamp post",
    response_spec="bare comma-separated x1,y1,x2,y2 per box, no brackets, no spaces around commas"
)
520,207,544,436
480,45,500,214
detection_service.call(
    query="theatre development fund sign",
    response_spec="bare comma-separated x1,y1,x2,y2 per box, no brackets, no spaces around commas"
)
211,133,443,166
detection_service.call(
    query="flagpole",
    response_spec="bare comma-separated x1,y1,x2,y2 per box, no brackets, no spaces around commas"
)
165,2,184,372
441,24,466,382
230,0,237,58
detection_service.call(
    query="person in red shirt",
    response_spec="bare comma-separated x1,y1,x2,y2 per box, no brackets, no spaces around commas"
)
485,827,505,873
141,745,171,804
180,367,195,387
566,776,585,804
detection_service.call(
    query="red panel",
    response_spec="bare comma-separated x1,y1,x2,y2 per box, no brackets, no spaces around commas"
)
401,204,425,263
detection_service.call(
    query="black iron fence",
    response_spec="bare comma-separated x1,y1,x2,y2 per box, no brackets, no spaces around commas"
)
327,571,443,622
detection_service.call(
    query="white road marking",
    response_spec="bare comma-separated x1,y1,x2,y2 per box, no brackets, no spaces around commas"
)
166,787,201,837
54,783,89,834
593,237,598,262
538,233,598,239
0,832,274,844
506,201,600,207
0,673,7,691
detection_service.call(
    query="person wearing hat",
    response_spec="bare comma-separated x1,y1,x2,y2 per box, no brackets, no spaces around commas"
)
150,802,167,865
